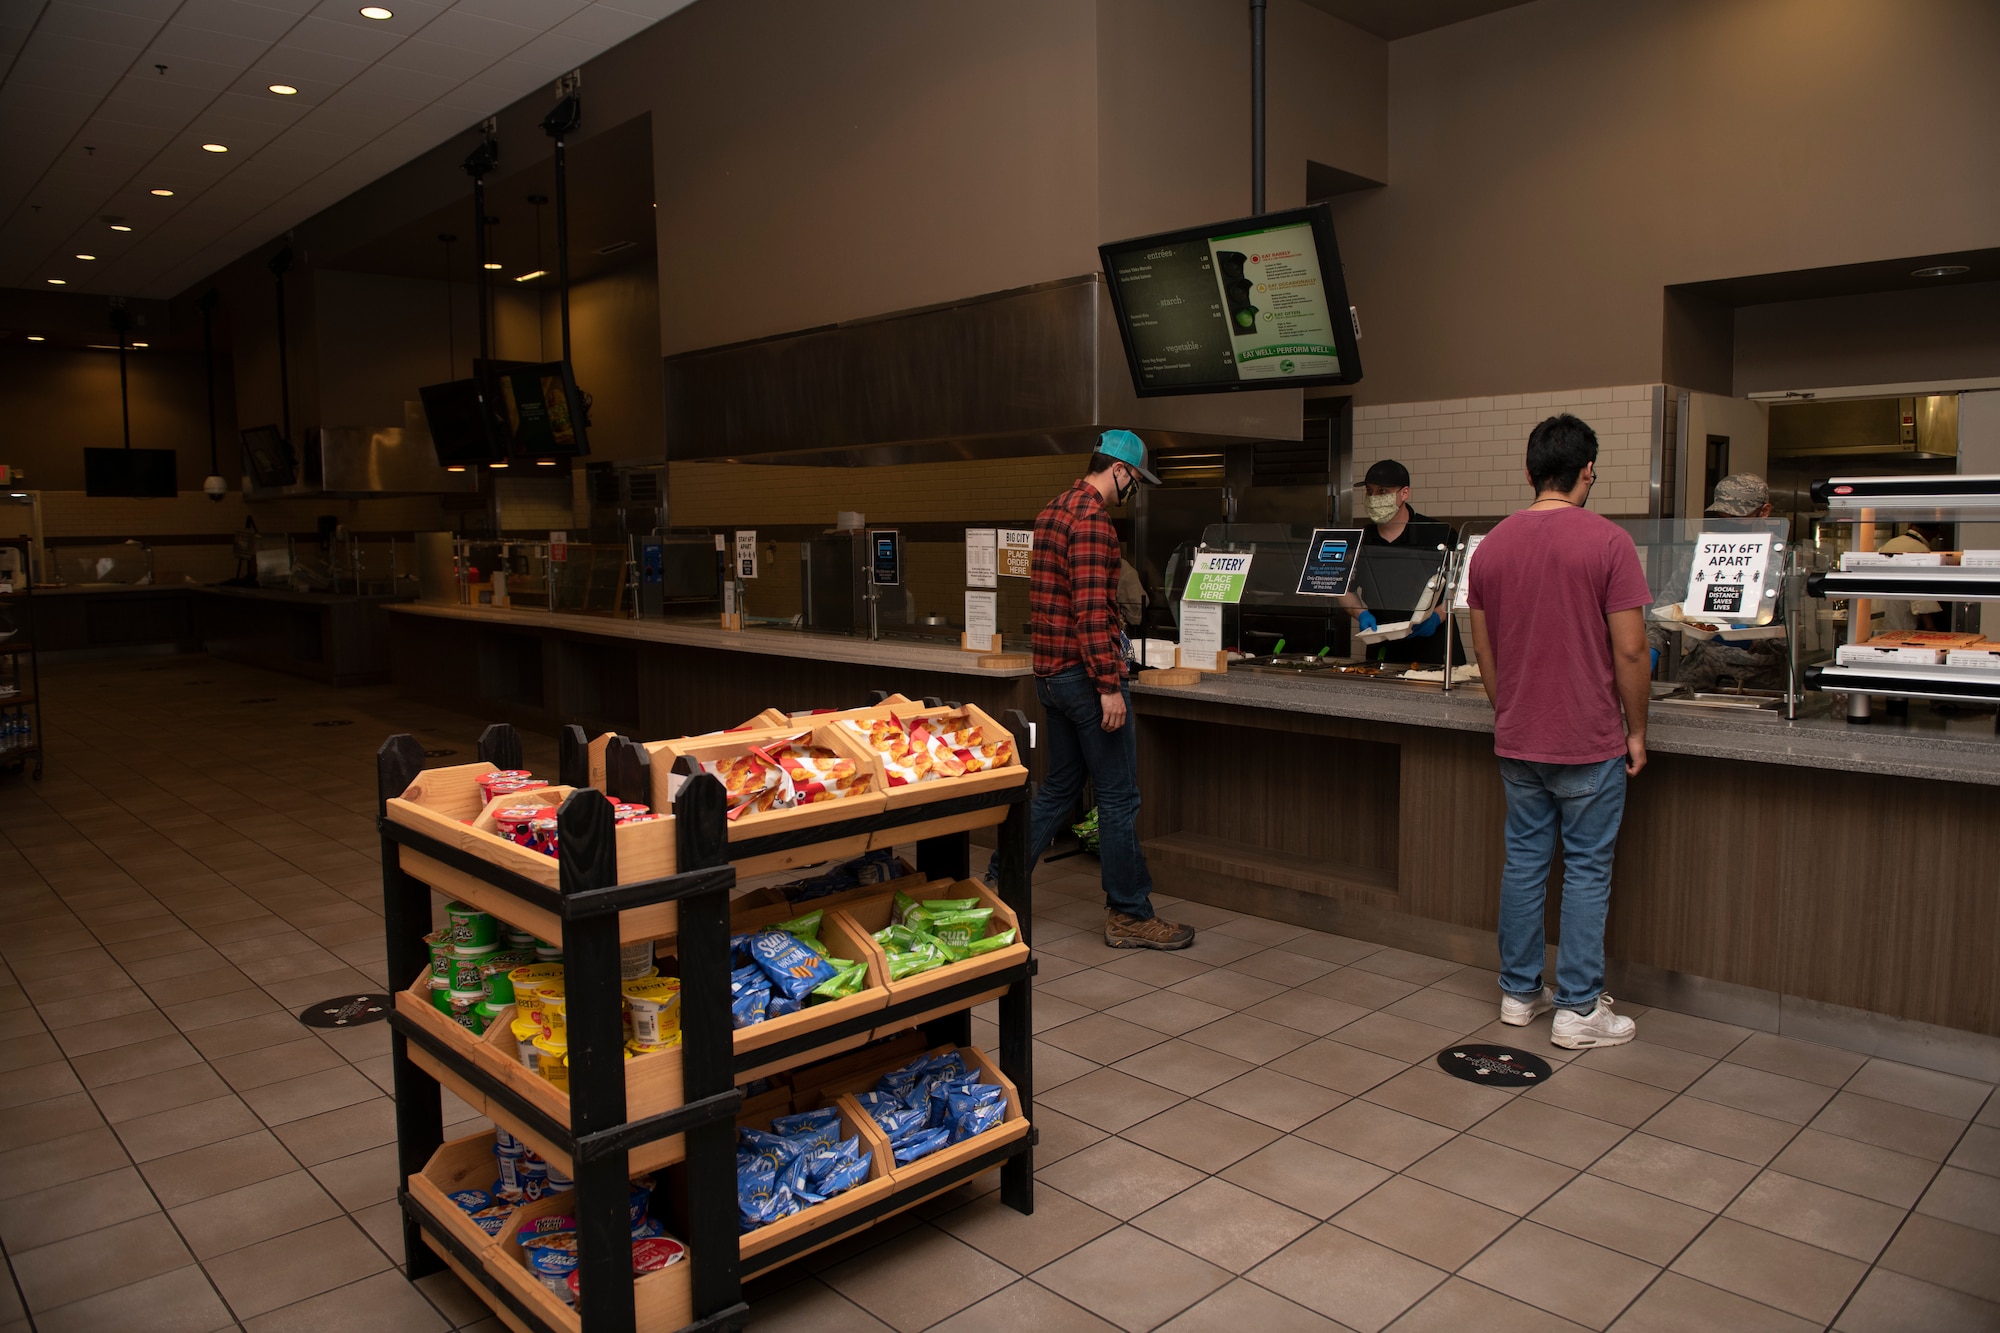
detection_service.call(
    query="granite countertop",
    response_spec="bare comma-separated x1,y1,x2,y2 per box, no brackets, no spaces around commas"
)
387,601,1035,678
1135,668,2000,786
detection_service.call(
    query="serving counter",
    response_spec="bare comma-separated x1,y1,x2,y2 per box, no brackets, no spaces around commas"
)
1132,670,2000,1074
385,600,2000,1073
383,603,1038,775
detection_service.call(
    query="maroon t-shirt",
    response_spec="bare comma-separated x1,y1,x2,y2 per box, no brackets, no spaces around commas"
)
1468,506,1653,764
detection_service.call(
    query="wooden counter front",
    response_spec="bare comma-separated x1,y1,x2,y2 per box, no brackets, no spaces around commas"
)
1133,685,2000,1054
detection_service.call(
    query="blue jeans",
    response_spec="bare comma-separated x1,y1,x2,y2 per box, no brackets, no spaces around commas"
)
986,667,1155,920
1497,756,1627,1013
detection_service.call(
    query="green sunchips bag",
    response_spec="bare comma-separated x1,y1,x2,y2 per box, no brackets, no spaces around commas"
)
810,958,867,1001
924,908,993,949
890,889,921,927
904,897,980,932
885,942,950,980
964,928,1017,957
873,923,929,951
773,910,823,943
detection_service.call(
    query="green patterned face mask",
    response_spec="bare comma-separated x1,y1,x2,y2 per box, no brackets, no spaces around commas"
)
1367,493,1400,524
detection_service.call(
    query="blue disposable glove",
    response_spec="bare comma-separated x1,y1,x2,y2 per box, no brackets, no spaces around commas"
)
1410,611,1440,638
1649,648,1660,671
1356,611,1378,632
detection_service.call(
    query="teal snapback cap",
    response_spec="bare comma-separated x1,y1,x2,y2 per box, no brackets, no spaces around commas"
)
1097,429,1161,484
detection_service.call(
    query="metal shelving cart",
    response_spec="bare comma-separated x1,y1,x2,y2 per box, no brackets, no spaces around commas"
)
378,710,1037,1333
0,537,42,780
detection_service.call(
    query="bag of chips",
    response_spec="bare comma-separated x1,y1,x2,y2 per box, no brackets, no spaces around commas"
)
772,910,823,943
947,1083,1007,1142
923,907,993,950
730,965,771,1028
965,928,1018,956
736,1158,798,1231
890,1127,950,1164
811,959,868,1001
890,888,921,926
930,712,1017,773
885,943,951,980
771,1107,841,1138
749,929,840,1002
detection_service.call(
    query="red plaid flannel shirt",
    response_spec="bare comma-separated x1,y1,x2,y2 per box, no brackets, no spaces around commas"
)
1030,480,1125,693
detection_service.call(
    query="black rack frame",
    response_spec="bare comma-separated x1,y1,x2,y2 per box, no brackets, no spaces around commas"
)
0,537,42,782
379,710,1036,1333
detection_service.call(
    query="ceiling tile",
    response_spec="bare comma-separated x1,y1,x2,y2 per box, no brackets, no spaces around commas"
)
451,0,590,30
376,35,493,82
284,14,401,61
130,49,246,90
146,22,276,66
33,4,165,46
66,0,183,20
249,43,367,83
174,0,305,42
552,5,653,46
407,8,536,58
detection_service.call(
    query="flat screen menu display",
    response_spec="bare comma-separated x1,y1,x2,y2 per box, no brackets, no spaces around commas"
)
83,447,177,498
1099,202,1361,396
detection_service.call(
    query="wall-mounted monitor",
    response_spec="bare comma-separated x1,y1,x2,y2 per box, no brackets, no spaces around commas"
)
486,360,590,458
239,425,297,489
419,378,505,467
83,447,178,497
1099,202,1362,397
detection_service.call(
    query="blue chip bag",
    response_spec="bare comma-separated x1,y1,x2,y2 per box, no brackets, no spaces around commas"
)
949,1089,1006,1143
766,990,803,1019
920,1050,970,1082
728,931,758,967
736,1126,806,1174
737,1158,788,1232
890,1127,950,1164
731,965,772,1028
781,1147,824,1206
854,1090,906,1118
748,929,839,1002
772,1107,842,1137
807,1137,871,1196
874,1056,926,1104
871,1104,928,1140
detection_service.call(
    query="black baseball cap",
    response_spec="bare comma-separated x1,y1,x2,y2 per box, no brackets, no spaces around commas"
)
1363,459,1411,489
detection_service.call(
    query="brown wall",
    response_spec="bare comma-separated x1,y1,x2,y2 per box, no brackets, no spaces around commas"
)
1328,0,2000,406
1733,281,2000,395
0,344,232,492
540,260,662,464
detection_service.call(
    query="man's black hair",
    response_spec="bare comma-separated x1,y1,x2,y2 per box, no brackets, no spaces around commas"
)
1525,414,1599,494
1363,459,1411,490
1086,452,1119,475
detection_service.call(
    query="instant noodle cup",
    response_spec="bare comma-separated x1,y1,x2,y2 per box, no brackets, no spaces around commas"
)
522,980,565,1028
621,977,682,1045
445,902,497,948
509,963,563,1004
510,1017,545,1072
618,939,656,981
448,942,500,991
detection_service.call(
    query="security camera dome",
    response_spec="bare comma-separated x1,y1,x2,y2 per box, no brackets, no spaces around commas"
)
203,474,227,501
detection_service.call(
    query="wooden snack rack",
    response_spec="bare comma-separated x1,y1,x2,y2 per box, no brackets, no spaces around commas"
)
378,702,1038,1333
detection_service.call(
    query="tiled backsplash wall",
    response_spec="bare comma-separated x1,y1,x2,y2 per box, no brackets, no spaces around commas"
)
1353,385,1659,517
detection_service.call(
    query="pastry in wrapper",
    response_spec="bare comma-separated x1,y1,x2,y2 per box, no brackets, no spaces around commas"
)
929,712,1016,773
697,732,871,820
840,716,965,786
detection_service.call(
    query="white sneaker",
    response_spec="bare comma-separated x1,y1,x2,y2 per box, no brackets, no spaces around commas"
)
1551,995,1636,1049
1500,987,1553,1026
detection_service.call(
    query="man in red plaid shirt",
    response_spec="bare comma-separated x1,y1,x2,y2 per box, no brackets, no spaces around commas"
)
994,429,1194,949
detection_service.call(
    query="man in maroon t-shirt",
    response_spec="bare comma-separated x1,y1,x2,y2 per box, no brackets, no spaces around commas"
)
1468,414,1654,1049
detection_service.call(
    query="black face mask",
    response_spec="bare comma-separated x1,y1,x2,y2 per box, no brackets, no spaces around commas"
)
1115,467,1137,505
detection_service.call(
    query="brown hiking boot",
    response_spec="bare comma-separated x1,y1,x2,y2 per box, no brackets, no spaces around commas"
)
1105,910,1195,950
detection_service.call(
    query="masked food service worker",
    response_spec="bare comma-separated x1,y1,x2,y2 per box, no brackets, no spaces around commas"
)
1351,459,1461,666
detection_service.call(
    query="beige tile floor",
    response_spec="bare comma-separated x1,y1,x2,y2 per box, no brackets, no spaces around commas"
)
1,655,1996,1332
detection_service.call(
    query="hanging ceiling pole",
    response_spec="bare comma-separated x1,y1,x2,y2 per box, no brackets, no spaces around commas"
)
269,246,293,443
542,84,582,368
199,289,220,475
463,130,499,366
439,233,458,378
111,302,132,449
1250,0,1267,215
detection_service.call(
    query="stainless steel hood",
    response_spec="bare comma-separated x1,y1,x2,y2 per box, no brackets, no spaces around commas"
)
1768,394,1959,459
246,400,480,499
660,274,1303,467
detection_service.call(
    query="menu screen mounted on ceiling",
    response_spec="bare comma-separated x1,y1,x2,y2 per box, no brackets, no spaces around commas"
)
1099,202,1362,397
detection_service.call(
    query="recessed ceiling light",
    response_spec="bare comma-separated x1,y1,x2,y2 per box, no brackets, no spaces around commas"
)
201,143,228,153
26,335,44,342
75,253,96,260
46,278,65,285
359,6,393,18
514,269,546,282
1911,264,1971,279
151,188,174,197
268,84,298,95
482,262,503,270
109,223,133,232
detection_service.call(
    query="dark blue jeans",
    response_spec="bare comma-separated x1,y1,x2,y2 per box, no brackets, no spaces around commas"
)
987,667,1156,920
1497,756,1627,1013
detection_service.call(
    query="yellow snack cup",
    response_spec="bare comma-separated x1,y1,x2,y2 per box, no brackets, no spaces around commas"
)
620,977,682,1046
532,1032,570,1090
